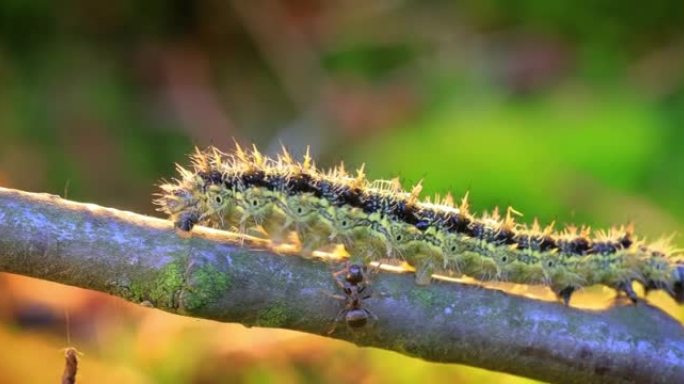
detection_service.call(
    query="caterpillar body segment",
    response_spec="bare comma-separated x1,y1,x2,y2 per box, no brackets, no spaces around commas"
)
235,187,290,241
202,183,243,229
155,144,684,306
384,220,444,285
281,193,336,255
330,207,392,265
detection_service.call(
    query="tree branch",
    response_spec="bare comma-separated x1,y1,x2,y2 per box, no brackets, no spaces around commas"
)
0,186,683,383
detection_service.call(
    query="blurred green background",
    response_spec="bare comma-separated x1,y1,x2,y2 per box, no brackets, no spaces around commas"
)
1,1,684,383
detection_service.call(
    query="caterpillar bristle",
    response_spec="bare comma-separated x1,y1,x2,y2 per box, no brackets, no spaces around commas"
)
442,193,455,207
458,192,470,213
154,144,684,306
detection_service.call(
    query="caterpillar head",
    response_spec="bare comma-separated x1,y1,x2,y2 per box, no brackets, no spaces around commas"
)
155,172,206,213
154,186,195,214
175,209,200,231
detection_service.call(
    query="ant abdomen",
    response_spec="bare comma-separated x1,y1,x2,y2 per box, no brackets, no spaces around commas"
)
346,309,369,329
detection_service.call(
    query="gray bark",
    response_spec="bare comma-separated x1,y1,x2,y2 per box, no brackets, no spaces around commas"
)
0,187,682,384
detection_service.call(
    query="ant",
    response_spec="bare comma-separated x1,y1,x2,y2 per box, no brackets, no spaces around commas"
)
327,263,378,334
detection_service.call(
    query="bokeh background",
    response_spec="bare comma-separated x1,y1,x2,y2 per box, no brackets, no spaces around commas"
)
2,1,684,383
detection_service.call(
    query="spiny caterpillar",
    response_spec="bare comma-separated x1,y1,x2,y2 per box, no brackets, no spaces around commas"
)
154,144,684,305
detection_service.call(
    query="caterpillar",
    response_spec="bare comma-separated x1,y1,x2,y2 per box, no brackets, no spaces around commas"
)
154,144,684,306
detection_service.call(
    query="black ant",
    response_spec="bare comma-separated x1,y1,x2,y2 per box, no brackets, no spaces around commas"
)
327,263,377,334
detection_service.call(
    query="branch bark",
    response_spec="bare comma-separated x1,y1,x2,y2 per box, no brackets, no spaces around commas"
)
0,186,683,384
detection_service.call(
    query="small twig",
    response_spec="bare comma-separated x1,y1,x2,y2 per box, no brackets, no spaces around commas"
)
61,348,78,384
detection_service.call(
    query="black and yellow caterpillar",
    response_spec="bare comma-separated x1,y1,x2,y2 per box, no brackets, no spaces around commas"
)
154,144,684,305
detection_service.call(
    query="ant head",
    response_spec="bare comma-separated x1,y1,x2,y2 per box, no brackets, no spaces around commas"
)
345,309,369,329
346,264,364,284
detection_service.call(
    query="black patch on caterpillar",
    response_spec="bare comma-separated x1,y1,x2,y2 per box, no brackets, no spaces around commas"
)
235,170,291,192
515,234,556,252
538,236,556,252
360,194,387,214
465,219,556,250
223,174,238,189
314,180,336,201
466,222,511,246
264,173,289,191
440,212,471,234
198,170,224,186
286,172,318,195
331,185,363,208
617,233,633,249
558,237,590,255
590,241,618,255
466,222,486,239
360,195,426,229
242,170,268,188
493,228,517,246
390,200,426,229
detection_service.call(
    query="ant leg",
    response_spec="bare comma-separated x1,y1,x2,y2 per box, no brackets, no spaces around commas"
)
361,261,382,287
358,285,374,300
331,260,349,277
331,265,348,290
364,308,379,323
368,260,383,276
319,289,346,301
327,309,346,335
